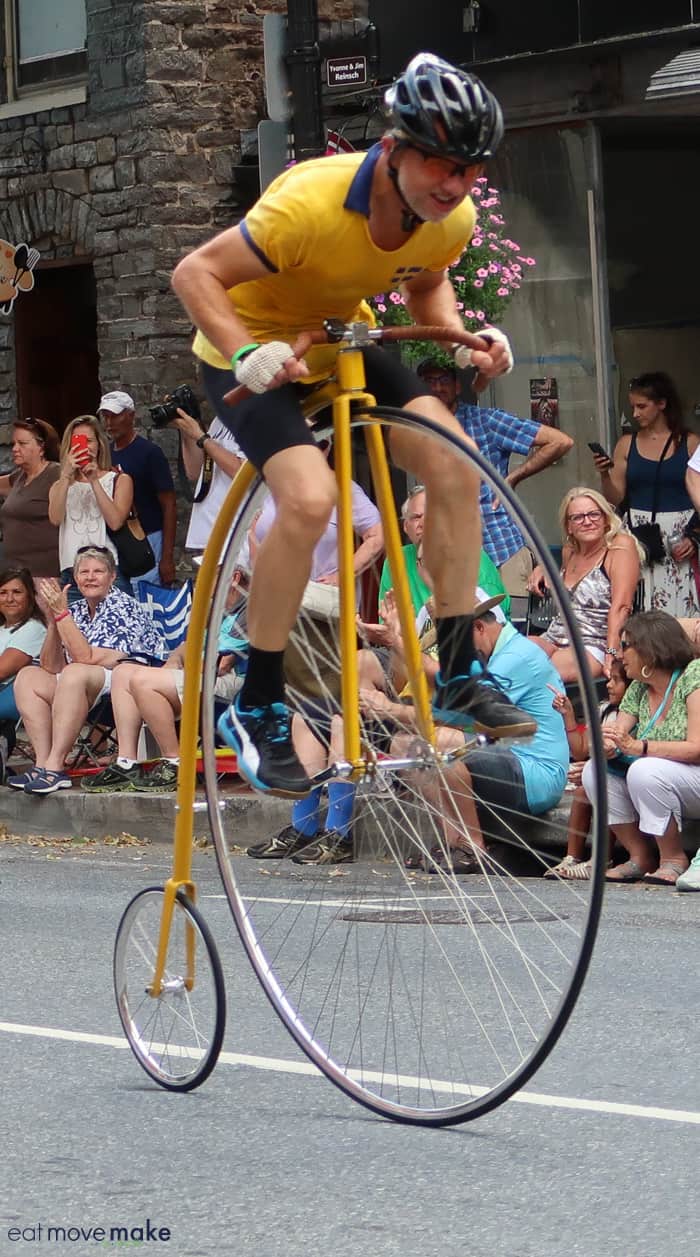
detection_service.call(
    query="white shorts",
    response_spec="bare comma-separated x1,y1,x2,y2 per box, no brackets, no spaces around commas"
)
172,669,242,705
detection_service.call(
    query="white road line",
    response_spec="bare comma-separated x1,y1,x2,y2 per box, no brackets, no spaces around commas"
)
1,1020,699,1125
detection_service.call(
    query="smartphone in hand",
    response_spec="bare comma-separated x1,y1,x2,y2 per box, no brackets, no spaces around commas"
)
70,432,91,467
588,441,612,465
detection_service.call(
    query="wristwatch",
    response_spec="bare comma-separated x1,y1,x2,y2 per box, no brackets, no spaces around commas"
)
195,433,209,449
605,646,620,659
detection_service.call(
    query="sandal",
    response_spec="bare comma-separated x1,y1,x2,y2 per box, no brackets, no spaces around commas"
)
642,861,688,887
427,847,491,876
405,844,443,871
605,859,648,883
544,855,586,880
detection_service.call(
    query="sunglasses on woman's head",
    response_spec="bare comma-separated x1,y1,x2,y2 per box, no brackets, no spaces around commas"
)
75,545,112,557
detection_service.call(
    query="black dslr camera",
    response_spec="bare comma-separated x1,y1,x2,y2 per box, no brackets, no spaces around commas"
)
148,384,201,430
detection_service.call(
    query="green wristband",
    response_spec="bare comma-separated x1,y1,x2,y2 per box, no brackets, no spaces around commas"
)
231,343,260,369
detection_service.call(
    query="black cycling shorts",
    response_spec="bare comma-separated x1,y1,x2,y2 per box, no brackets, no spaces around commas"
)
200,346,431,473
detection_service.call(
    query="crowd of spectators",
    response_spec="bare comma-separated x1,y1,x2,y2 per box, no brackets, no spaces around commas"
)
2,365,700,893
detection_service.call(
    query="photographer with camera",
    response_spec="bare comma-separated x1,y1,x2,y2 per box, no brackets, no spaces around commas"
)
98,391,177,589
151,385,245,563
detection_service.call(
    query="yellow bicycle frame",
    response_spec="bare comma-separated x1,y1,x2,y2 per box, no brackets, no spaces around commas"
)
148,346,434,993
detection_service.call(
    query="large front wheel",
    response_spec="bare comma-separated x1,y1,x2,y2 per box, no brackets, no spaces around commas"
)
202,407,608,1125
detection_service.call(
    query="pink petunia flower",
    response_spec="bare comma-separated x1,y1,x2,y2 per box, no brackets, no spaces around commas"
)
476,311,485,320
389,292,404,304
465,309,475,317
472,237,483,248
473,280,484,288
488,263,499,274
476,267,489,278
376,304,386,313
497,287,509,296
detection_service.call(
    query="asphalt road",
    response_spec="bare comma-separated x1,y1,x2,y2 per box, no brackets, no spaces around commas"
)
1,835,698,1257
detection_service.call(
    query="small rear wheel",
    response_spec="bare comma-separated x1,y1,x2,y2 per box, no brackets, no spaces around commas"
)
114,887,225,1091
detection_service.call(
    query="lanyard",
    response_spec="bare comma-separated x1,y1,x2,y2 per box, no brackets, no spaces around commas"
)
638,669,681,738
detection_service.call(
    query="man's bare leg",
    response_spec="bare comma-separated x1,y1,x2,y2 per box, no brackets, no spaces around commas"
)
244,445,337,650
388,395,535,738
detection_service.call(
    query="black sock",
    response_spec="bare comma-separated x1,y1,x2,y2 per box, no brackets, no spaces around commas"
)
239,646,286,709
436,614,477,682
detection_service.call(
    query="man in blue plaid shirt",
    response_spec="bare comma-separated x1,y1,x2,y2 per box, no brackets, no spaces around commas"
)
417,360,572,617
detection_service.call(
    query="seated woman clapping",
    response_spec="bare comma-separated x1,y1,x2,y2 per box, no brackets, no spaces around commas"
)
7,546,166,795
581,610,700,885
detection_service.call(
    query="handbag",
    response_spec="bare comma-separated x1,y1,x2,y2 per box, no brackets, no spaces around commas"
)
108,514,155,579
106,472,156,578
624,434,674,566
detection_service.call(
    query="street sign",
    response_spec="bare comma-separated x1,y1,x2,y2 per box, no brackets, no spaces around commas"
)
258,120,290,191
263,13,291,122
326,56,367,88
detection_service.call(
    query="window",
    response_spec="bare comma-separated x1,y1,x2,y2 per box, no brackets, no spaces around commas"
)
14,0,87,92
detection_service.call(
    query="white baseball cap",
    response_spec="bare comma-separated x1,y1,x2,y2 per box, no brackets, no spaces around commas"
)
99,390,135,414
474,587,506,624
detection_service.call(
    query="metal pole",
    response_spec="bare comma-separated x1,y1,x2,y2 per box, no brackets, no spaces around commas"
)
286,0,324,161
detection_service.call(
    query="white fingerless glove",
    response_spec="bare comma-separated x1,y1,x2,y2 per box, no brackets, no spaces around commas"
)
234,341,296,393
453,326,514,374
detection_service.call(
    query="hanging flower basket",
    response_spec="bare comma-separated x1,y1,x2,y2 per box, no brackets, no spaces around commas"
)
368,177,536,368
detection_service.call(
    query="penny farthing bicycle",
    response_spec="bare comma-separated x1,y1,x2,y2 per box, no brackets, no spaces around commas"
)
113,321,607,1125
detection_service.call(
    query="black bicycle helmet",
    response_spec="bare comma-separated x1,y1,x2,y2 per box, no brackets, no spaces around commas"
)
384,53,504,163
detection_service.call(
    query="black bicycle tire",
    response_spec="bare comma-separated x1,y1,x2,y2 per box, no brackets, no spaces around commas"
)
203,406,607,1125
114,886,226,1092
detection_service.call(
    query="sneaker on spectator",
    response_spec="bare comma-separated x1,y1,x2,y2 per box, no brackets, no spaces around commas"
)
138,760,179,792
676,849,700,893
247,824,312,860
217,698,312,797
6,767,41,790
82,763,144,793
432,673,536,739
291,829,354,865
23,769,71,794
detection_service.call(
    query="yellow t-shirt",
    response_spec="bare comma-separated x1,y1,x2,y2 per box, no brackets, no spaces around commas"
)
192,145,476,380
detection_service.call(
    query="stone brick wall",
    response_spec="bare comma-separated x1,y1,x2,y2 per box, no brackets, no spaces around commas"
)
0,0,364,435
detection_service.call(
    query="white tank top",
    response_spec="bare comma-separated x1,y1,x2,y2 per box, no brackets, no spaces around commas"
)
59,471,119,570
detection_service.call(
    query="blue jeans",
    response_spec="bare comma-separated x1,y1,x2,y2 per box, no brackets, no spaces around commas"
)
131,530,163,594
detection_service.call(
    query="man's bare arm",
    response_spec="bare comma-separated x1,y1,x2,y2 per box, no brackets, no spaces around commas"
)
507,424,573,489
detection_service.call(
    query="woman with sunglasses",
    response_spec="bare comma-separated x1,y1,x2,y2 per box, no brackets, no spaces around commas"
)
0,417,61,577
6,546,165,795
528,487,641,682
581,610,700,885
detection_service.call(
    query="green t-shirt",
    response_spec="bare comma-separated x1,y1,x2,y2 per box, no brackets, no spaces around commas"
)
619,658,700,741
377,544,511,618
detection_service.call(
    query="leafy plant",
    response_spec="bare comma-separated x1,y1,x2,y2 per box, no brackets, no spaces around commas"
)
368,177,536,368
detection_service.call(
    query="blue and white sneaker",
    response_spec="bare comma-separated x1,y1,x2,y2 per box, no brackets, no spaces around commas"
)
217,698,313,798
23,768,72,794
432,673,536,739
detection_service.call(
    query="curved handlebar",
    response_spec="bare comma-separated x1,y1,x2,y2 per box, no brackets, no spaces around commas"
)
222,324,491,408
